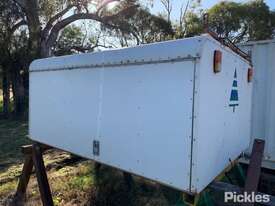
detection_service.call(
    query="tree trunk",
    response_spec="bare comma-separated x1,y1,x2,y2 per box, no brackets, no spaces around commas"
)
23,70,29,102
11,68,25,118
2,70,10,118
24,0,42,59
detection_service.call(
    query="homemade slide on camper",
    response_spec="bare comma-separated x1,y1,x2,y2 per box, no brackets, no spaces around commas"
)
29,34,253,194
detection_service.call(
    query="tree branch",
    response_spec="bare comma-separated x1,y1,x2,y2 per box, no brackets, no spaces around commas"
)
180,0,190,35
46,13,101,50
233,25,248,43
46,4,138,55
10,20,27,34
96,0,120,15
12,0,26,9
42,5,75,39
70,44,110,52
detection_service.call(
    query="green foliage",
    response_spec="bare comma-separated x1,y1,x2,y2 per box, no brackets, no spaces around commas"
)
54,24,104,56
0,0,28,63
177,0,275,42
69,174,94,190
183,11,203,38
128,8,174,43
39,0,62,21
207,0,275,42
208,2,244,40
55,25,85,56
245,0,274,41
60,25,84,47
102,7,174,45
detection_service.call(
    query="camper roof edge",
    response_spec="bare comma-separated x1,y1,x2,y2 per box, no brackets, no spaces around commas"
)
29,34,251,72
29,35,206,72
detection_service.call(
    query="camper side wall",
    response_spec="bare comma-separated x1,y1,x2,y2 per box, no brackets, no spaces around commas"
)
191,39,253,193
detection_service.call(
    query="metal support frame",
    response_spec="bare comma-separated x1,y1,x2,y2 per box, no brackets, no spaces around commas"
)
243,139,265,206
15,154,33,201
32,143,54,206
180,139,266,206
202,13,252,64
13,143,53,206
207,139,268,206
13,139,269,206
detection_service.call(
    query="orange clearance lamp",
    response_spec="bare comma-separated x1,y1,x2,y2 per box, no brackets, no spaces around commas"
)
248,68,253,83
213,50,222,73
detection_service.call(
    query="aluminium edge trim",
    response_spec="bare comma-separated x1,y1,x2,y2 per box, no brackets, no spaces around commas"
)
30,56,200,73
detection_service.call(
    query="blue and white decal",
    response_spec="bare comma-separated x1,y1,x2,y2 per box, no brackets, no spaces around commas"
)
229,69,239,112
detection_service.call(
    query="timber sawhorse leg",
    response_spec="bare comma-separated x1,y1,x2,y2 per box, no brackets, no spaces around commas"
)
13,143,54,206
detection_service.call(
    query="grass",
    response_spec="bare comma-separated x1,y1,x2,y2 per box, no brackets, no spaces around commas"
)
0,92,15,114
0,120,30,166
0,119,184,206
0,120,30,204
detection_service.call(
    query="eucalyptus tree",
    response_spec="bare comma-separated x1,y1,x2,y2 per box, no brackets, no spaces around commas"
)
0,0,139,117
54,24,108,56
0,0,28,117
11,0,140,58
208,0,275,42
102,7,174,46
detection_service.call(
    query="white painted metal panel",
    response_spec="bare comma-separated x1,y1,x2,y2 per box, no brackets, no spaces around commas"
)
30,60,195,192
29,69,101,159
191,39,252,193
239,41,275,162
98,61,195,191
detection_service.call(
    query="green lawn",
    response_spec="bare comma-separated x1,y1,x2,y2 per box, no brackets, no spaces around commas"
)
0,120,183,206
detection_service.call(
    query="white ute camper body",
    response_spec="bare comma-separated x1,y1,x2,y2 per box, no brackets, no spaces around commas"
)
29,34,252,194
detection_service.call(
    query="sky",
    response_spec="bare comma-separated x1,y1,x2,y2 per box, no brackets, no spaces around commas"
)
150,0,275,21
